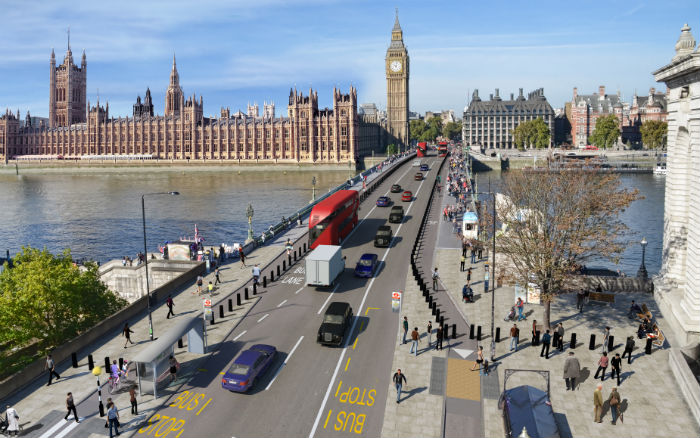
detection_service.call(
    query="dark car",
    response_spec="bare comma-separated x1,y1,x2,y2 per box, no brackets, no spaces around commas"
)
318,302,353,346
401,191,412,202
389,205,404,223
414,172,423,181
221,344,277,392
374,225,393,247
390,184,402,193
354,253,378,277
376,196,390,207
420,164,429,171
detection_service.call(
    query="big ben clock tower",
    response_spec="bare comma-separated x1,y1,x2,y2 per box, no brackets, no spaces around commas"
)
386,10,409,148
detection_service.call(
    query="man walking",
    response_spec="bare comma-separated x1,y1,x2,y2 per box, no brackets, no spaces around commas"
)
540,330,551,359
214,267,222,285
436,325,444,351
392,369,407,404
594,352,609,381
123,323,134,348
238,246,246,268
427,321,433,347
467,267,472,283
252,264,261,285
594,384,604,423
510,324,519,351
622,336,635,364
470,247,476,264
610,353,622,385
556,323,565,351
45,354,60,386
563,351,581,390
64,392,79,422
129,385,138,415
402,316,409,344
460,254,466,272
432,268,440,291
602,327,611,354
516,297,525,321
409,327,420,356
577,289,585,313
165,295,175,319
531,319,539,346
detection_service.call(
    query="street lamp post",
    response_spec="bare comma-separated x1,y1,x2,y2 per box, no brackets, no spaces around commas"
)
247,204,254,242
312,176,317,202
637,237,648,281
142,191,179,341
473,190,497,361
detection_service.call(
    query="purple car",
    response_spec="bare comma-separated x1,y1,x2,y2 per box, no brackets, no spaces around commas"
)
376,196,390,207
222,344,277,392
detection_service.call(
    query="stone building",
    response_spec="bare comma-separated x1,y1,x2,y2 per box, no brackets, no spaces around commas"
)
357,103,387,157
654,23,700,345
622,88,669,146
385,11,410,149
462,88,554,149
49,35,87,128
133,88,154,119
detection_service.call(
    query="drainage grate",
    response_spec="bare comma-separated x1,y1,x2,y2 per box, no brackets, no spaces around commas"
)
429,356,446,396
481,370,500,399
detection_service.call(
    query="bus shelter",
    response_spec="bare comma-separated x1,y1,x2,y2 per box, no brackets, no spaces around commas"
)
131,315,206,399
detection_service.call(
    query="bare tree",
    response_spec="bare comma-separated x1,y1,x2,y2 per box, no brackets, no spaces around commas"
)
493,168,640,328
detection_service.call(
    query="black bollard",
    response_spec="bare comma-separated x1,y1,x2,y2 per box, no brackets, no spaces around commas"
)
228,298,233,312
253,283,257,295
436,309,441,322
88,354,94,370
431,302,436,315
288,255,292,266
645,338,653,354
495,327,501,343
178,338,183,348
428,296,433,307
476,325,482,341
277,265,281,277
104,357,110,373
211,313,215,325
608,335,614,352
118,358,124,369
245,287,249,300
294,252,297,262
452,324,457,339
237,293,242,306
270,270,274,281
263,276,267,288
440,315,444,326
219,305,224,319
304,243,307,252
71,352,78,368
470,324,475,339
283,260,286,270
570,333,577,349
589,334,596,350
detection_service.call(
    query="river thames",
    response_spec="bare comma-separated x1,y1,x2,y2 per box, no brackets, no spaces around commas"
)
1,168,664,275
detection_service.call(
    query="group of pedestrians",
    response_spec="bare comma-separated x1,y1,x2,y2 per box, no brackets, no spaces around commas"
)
401,316,447,355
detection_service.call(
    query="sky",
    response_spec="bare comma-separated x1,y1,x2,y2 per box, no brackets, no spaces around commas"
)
0,0,697,119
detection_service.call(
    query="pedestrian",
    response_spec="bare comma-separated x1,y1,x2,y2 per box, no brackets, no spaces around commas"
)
460,254,466,271
462,242,467,257
594,352,609,381
563,351,581,390
169,355,178,383
611,353,622,385
45,354,60,386
208,281,214,294
516,297,525,321
166,295,175,319
471,346,484,371
622,336,635,364
608,387,622,425
107,401,120,438
252,264,261,284
436,325,444,351
123,323,134,348
392,369,407,403
214,267,222,285
427,321,433,347
470,248,476,264
409,327,420,356
540,330,551,359
531,319,539,346
129,385,138,415
509,324,519,351
64,392,79,422
432,268,440,291
467,267,472,283
5,405,19,436
480,359,489,376
195,275,203,295
402,316,408,344
556,323,565,351
577,289,585,313
593,384,604,423
477,245,483,260
602,327,610,354
238,246,246,268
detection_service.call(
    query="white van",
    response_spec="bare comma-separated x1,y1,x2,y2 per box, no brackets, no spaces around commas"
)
412,160,421,167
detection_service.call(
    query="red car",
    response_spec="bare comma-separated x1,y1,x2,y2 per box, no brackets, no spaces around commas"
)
414,172,423,181
401,191,413,202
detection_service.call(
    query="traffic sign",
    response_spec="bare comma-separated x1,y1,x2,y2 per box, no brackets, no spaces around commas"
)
203,298,213,320
391,291,402,313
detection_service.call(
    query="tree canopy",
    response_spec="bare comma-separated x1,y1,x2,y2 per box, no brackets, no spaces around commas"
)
589,114,620,149
640,120,667,149
386,143,397,156
442,121,462,141
0,247,127,350
409,117,443,143
493,169,640,328
512,118,550,149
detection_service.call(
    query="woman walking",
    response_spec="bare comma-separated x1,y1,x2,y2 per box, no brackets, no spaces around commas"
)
122,323,134,349
471,346,484,371
169,355,178,383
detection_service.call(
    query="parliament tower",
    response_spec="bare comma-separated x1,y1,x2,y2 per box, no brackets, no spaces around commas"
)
386,10,409,148
49,31,86,128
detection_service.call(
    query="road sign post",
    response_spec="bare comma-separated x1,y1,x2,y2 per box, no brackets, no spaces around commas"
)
391,291,402,313
203,298,213,321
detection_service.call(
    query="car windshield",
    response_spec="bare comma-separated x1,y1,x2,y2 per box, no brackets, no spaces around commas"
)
227,363,251,375
323,314,344,324
359,258,374,267
377,230,391,236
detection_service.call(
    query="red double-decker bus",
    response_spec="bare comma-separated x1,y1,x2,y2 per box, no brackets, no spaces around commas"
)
417,142,427,157
437,141,448,157
309,190,359,249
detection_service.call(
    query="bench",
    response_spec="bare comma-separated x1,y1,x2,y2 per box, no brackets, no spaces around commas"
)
588,292,615,304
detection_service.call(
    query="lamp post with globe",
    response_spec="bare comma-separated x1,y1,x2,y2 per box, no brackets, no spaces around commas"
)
637,237,648,281
246,204,254,243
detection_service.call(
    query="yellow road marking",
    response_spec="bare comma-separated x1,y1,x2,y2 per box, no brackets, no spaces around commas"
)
195,397,212,416
352,337,359,350
323,409,333,429
335,380,343,398
364,307,380,315
345,357,351,372
219,372,224,375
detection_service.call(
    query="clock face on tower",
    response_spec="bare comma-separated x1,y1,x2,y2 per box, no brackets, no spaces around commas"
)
390,60,402,72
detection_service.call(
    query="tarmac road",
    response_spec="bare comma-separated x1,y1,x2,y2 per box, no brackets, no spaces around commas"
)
126,154,440,438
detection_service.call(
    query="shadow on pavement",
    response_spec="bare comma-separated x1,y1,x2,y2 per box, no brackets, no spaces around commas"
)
399,386,427,403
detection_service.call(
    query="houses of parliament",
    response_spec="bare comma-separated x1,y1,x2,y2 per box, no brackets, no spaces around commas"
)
0,16,410,164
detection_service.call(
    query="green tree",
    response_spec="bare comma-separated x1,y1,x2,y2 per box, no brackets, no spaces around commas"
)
442,121,462,141
0,247,127,349
512,118,551,150
589,114,620,149
532,118,551,149
409,120,426,141
640,120,668,149
386,143,397,155
418,116,443,142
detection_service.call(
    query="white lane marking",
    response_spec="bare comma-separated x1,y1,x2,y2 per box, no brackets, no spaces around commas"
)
39,419,70,438
295,286,304,294
53,419,81,438
317,283,341,315
265,335,304,391
257,313,269,323
277,299,288,308
308,158,430,438
233,330,247,341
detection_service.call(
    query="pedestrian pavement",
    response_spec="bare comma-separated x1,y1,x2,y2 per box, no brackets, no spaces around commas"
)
435,216,700,437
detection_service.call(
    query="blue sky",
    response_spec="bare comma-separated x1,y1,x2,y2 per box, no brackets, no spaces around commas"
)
0,0,697,118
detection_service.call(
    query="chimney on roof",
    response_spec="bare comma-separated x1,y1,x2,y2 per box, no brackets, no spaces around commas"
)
510,93,514,100
495,88,500,97
599,85,605,97
489,93,493,100
573,87,577,99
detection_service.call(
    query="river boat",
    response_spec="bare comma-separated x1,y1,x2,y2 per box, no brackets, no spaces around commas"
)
653,163,668,175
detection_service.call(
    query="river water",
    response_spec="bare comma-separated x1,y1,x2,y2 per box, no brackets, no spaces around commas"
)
473,170,665,276
0,170,350,263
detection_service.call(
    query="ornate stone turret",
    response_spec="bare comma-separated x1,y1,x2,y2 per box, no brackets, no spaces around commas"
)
165,53,184,117
673,23,696,61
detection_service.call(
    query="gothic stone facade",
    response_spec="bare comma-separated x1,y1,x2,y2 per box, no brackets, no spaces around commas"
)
385,11,409,149
654,24,700,345
0,50,357,164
